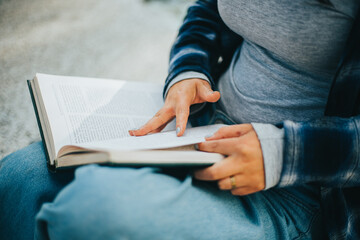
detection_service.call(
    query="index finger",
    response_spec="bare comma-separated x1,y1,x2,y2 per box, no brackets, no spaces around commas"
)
193,156,242,181
129,107,174,136
197,137,239,155
175,100,190,137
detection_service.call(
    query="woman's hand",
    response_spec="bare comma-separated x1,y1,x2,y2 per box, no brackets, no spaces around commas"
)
194,124,265,196
129,78,220,137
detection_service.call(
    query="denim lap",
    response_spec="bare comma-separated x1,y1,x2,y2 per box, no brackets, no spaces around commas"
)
1,142,323,240
0,142,74,240
35,164,318,240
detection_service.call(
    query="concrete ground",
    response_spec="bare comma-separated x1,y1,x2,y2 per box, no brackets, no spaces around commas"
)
0,0,190,159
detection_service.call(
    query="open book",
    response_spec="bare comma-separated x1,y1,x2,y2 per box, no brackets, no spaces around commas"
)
28,73,225,170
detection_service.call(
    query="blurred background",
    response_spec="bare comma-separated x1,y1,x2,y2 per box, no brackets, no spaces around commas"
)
0,0,191,159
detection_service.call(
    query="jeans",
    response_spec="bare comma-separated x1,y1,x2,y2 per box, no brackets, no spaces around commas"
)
0,109,325,239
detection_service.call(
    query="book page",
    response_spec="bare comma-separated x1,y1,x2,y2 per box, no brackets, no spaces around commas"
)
36,73,176,155
75,124,225,153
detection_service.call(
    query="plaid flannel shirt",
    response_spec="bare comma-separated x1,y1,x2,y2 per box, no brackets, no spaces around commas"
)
163,1,360,239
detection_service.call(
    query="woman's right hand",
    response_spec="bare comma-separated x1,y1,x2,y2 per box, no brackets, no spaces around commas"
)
128,78,220,137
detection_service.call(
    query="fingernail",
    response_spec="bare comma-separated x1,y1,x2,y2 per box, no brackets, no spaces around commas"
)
176,127,181,136
194,144,199,150
205,134,213,138
129,129,138,136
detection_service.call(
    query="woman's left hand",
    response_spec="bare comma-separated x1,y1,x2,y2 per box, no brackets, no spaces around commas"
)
194,124,265,196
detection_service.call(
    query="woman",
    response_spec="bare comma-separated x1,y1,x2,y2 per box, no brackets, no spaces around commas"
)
1,0,359,239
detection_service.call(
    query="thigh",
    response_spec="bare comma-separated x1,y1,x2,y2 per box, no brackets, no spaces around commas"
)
0,142,74,240
35,165,322,240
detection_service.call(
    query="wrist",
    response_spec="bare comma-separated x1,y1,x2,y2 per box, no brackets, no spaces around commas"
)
164,71,210,99
251,123,284,190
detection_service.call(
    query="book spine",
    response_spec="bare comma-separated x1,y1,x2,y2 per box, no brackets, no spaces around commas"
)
27,80,56,172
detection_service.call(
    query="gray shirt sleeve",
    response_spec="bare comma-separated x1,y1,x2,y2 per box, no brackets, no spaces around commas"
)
251,123,284,190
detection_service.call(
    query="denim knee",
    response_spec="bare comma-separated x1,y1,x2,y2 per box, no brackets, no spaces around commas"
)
35,165,167,240
0,142,73,239
1,141,45,182
0,142,49,213
0,141,73,197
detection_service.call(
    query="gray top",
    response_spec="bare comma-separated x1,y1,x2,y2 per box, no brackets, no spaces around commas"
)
167,0,359,189
217,0,358,124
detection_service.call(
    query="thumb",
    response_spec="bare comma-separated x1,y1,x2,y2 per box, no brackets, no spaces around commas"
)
198,82,220,103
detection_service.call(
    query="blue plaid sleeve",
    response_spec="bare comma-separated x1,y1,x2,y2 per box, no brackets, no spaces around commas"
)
278,116,360,188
